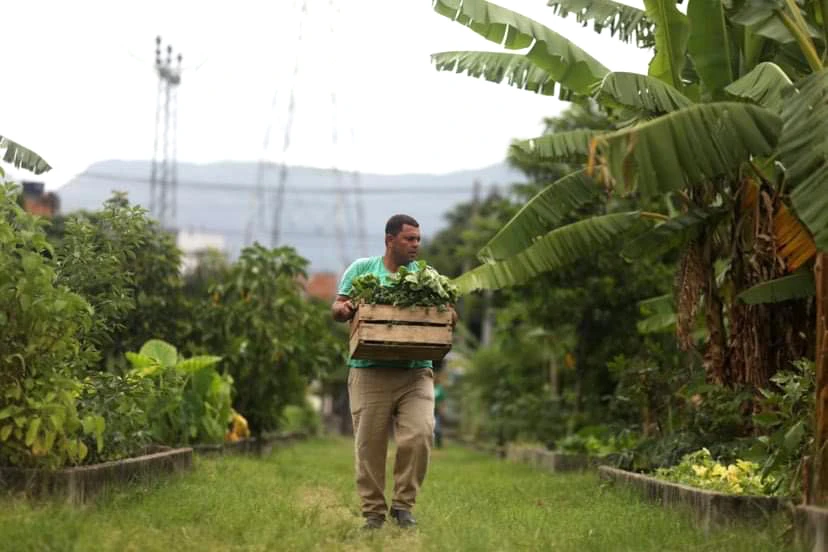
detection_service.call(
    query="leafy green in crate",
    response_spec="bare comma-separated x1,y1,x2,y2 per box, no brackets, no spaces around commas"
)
351,261,458,308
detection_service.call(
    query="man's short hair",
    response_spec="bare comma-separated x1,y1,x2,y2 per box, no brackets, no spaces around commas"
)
385,214,420,236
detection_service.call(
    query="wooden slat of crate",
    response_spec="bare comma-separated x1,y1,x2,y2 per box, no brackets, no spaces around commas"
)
349,304,453,361
355,304,453,324
350,340,451,361
357,323,452,345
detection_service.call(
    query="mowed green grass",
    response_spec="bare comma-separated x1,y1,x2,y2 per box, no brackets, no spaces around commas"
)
0,437,792,551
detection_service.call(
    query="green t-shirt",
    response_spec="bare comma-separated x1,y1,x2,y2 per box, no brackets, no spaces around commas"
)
338,256,433,370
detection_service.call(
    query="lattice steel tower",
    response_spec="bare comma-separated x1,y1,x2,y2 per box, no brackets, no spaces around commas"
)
149,36,182,230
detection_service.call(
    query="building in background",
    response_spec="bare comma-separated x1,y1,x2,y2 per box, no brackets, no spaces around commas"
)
303,272,338,302
177,229,226,274
20,181,60,218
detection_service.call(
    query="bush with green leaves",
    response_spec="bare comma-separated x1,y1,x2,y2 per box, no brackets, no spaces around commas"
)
282,401,321,436
76,370,154,463
125,339,229,445
351,261,458,307
748,359,814,498
201,244,345,435
0,183,99,468
54,193,185,366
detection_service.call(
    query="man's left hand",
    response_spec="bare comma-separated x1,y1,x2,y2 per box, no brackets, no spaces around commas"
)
449,306,458,328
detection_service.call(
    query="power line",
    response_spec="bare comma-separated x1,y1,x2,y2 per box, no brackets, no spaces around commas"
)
67,170,503,195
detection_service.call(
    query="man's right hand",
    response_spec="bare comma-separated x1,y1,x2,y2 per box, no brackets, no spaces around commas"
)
332,296,356,322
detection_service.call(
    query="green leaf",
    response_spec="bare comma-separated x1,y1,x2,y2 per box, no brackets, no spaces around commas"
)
510,129,596,166
78,440,88,461
592,102,781,197
783,420,805,452
176,355,223,373
596,72,694,114
43,430,57,452
546,0,655,47
432,51,564,97
622,207,728,259
125,352,161,375
779,69,828,250
724,62,793,113
637,294,676,334
453,212,649,294
0,135,52,174
729,0,820,44
433,0,609,96
25,417,41,447
687,0,734,99
139,339,178,369
644,0,689,90
479,170,600,261
81,416,96,435
753,412,780,427
0,424,12,441
737,271,816,304
637,312,677,334
639,293,674,316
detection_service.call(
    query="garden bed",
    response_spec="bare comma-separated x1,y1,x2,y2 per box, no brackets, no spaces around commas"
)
506,444,604,472
598,466,789,528
0,446,192,504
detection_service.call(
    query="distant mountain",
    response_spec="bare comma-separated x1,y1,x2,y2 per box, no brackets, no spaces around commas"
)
56,160,524,273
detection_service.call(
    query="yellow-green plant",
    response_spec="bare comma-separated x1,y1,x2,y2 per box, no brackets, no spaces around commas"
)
656,448,774,495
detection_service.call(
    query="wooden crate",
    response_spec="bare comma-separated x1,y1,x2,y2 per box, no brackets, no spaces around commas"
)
349,304,453,361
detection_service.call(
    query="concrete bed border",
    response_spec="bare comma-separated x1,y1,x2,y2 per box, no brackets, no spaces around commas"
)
0,446,192,504
598,465,790,529
794,504,828,551
505,444,605,473
191,431,309,457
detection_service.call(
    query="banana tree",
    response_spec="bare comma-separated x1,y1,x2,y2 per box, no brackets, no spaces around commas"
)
432,0,828,501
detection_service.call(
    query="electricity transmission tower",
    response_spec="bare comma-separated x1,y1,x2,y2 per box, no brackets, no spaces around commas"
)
150,36,182,230
252,0,367,269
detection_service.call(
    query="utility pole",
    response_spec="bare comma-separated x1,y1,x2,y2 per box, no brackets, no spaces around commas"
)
149,36,182,231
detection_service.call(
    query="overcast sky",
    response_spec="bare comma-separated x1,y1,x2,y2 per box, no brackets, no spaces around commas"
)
2,0,651,190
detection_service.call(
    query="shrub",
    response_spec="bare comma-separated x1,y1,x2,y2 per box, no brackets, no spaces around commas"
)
125,339,229,445
54,194,184,366
201,244,345,435
0,183,98,468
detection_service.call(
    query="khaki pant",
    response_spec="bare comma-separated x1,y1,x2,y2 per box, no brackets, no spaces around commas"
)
348,367,434,518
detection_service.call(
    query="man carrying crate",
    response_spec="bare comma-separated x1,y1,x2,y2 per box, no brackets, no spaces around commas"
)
332,214,455,530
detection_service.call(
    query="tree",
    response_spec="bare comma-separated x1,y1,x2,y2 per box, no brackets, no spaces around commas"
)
433,0,828,501
434,0,825,385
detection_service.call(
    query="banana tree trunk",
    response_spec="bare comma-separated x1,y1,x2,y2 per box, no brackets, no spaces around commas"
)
814,253,828,504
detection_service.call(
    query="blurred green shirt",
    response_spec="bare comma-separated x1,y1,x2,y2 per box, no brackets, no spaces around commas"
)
337,256,432,370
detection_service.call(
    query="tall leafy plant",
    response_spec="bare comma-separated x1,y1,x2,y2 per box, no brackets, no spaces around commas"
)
0,183,98,468
202,244,345,435
432,0,827,388
125,339,228,445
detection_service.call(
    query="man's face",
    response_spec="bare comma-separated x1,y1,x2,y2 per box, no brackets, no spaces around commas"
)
387,224,421,263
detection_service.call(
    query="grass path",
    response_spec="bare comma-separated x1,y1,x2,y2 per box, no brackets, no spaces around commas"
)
0,438,792,551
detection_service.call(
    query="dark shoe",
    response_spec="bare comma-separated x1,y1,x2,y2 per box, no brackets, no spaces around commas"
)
362,516,385,530
390,508,416,528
